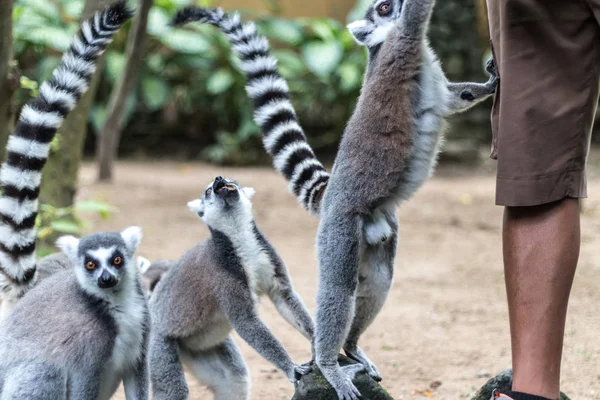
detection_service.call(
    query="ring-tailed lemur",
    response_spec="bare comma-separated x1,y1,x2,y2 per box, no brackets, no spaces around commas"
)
0,227,150,400
173,3,498,399
0,0,134,321
148,176,314,400
135,256,173,295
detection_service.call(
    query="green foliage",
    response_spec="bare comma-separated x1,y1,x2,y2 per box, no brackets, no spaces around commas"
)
35,200,118,257
11,0,502,164
12,0,369,164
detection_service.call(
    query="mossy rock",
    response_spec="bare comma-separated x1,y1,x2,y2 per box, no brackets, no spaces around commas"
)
292,355,394,400
471,369,570,400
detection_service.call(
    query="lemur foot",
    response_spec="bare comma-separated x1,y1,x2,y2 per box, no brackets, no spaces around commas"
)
344,346,382,382
319,361,364,400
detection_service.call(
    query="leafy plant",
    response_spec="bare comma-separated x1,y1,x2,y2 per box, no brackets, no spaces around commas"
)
35,200,118,257
11,0,504,164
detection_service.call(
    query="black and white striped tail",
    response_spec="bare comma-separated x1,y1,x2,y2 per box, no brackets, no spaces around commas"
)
0,0,134,300
172,8,330,216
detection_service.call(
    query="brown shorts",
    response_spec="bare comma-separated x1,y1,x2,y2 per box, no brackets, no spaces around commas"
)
487,0,600,206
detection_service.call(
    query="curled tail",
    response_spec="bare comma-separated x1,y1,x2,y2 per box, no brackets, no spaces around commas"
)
0,0,134,301
172,8,329,215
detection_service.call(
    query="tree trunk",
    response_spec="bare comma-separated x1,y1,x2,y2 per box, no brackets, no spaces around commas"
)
96,0,152,182
475,0,490,47
39,0,112,208
0,0,14,162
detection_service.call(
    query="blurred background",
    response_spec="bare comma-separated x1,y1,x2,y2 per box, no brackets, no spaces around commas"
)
2,0,497,211
1,1,599,399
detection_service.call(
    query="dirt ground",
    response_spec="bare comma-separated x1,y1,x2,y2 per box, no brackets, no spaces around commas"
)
75,151,600,400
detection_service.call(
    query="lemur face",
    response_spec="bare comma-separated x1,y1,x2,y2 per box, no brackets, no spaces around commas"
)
56,227,142,296
347,0,403,48
187,176,256,229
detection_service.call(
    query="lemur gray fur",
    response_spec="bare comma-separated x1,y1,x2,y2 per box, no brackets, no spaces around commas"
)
0,226,150,400
0,0,134,322
172,3,498,399
148,176,314,400
135,256,173,295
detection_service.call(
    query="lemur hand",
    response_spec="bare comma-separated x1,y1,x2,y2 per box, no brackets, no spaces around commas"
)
294,362,313,380
485,57,499,91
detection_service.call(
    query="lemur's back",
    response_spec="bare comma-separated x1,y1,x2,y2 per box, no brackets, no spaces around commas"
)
150,240,224,338
324,32,424,213
0,270,113,370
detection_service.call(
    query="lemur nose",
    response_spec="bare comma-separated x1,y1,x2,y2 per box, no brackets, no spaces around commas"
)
213,177,226,191
98,270,117,289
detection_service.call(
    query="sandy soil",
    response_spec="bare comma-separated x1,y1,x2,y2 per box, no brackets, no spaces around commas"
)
73,152,600,400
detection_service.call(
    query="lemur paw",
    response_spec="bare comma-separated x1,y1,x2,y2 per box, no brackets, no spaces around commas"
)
319,362,364,400
485,57,499,92
294,362,313,380
485,57,497,76
344,347,382,382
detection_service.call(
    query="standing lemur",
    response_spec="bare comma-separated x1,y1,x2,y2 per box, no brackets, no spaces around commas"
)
0,1,134,322
148,176,314,400
173,2,498,399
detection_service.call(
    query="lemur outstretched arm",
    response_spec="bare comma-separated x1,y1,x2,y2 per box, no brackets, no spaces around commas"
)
254,229,315,342
268,280,315,342
219,283,299,382
447,58,499,115
399,0,436,38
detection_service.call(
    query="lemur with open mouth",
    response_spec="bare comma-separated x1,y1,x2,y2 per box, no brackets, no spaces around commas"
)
148,176,315,400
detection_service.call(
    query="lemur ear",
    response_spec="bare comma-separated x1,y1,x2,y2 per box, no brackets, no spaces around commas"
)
121,226,143,253
242,187,256,199
56,235,80,261
347,20,371,45
187,199,204,219
136,256,152,274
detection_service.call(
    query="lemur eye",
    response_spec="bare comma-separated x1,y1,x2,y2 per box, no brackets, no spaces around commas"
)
113,256,122,266
378,1,391,14
205,188,212,196
85,261,96,271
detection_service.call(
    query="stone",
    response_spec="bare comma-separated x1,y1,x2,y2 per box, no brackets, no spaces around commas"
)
292,355,394,400
471,369,571,400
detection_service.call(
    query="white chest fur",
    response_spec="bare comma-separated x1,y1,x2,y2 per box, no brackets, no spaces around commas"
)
230,227,274,296
99,286,146,399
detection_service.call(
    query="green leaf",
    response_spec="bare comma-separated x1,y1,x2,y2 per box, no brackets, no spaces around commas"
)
302,41,343,78
63,1,84,19
310,20,336,41
264,19,302,45
25,27,73,52
20,0,60,22
147,7,171,37
36,56,61,82
90,105,107,135
105,51,126,84
75,200,117,220
142,77,171,110
338,62,363,92
20,76,39,95
207,69,234,95
160,30,210,54
50,220,81,234
272,49,305,77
